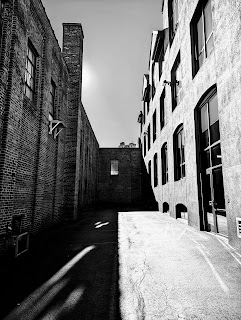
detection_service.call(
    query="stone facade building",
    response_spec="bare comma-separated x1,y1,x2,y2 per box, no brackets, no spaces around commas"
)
0,0,98,254
141,0,241,251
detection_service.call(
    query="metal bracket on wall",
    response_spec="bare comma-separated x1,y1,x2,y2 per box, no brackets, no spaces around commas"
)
49,120,65,139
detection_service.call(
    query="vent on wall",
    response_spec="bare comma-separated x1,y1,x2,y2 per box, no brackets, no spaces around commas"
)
236,218,241,238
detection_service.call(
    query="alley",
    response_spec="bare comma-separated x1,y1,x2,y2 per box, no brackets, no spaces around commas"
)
119,212,241,320
1,210,241,320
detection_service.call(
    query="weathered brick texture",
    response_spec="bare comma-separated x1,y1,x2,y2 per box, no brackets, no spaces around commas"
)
98,148,157,209
62,23,99,219
0,1,99,254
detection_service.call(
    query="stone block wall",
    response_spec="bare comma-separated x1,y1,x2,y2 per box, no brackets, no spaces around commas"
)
141,0,241,251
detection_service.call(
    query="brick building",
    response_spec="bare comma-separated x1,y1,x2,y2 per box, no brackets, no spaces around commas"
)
0,0,98,254
98,148,157,209
140,0,241,251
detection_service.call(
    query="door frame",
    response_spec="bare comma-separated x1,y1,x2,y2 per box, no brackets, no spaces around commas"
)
194,85,219,231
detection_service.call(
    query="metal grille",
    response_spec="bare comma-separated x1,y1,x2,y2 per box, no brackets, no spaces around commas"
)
236,218,241,238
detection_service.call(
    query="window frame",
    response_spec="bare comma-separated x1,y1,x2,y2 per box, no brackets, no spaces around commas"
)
168,0,179,44
161,143,168,185
160,90,165,130
174,124,185,181
153,110,156,142
148,160,152,185
0,0,4,45
191,0,214,77
143,101,146,125
111,160,119,176
49,80,56,119
143,134,146,157
154,153,158,187
147,124,151,151
171,53,181,111
24,43,37,102
151,62,156,99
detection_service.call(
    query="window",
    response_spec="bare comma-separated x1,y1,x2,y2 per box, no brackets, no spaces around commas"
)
24,44,37,101
146,101,150,114
143,135,146,157
168,0,179,44
148,160,151,184
143,101,146,124
151,62,156,99
147,124,151,150
49,80,56,118
0,0,4,44
191,0,214,76
154,153,158,187
158,46,164,80
171,53,182,111
111,160,119,175
174,125,185,181
161,143,168,185
160,90,165,130
153,110,156,142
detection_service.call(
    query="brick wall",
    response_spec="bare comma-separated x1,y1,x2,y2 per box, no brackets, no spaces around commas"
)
0,0,99,255
0,0,70,254
98,148,157,209
62,23,99,219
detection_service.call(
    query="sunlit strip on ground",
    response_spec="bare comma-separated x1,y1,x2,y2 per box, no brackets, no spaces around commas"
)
4,246,95,320
40,287,85,320
198,246,229,293
95,222,109,229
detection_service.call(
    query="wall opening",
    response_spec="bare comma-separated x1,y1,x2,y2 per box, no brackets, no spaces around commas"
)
163,202,169,213
176,203,187,219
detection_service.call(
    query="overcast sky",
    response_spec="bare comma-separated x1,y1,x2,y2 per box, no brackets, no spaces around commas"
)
42,0,163,147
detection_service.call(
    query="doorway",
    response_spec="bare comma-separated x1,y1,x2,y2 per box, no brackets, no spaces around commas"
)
199,90,227,236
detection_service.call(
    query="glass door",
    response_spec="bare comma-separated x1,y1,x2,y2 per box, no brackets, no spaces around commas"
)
200,92,227,236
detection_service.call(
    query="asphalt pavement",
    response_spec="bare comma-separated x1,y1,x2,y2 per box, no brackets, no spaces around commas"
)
1,210,241,320
118,212,241,320
0,209,121,320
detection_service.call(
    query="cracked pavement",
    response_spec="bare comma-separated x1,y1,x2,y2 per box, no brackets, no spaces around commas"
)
118,212,241,320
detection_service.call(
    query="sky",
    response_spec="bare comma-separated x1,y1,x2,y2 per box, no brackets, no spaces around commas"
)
41,0,163,147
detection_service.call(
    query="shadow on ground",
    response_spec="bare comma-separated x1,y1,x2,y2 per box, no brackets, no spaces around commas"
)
0,209,123,320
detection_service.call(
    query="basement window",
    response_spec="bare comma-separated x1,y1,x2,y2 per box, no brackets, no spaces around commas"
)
111,160,119,175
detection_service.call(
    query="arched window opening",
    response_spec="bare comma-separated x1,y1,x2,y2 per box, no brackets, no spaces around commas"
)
173,124,185,181
163,202,169,213
161,142,168,185
176,204,187,219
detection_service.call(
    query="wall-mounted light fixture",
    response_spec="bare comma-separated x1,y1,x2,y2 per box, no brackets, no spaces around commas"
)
163,79,180,86
137,111,143,124
144,130,148,136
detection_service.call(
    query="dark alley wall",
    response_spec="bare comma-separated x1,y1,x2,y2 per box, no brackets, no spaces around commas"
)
0,1,99,255
98,148,157,209
62,23,99,219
